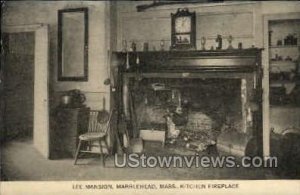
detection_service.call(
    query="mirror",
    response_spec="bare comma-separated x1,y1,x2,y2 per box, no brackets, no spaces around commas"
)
58,8,88,81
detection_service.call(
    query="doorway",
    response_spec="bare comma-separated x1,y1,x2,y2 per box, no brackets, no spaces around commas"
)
2,32,35,140
263,13,300,177
2,24,50,158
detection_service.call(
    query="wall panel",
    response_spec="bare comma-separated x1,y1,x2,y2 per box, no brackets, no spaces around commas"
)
117,2,256,51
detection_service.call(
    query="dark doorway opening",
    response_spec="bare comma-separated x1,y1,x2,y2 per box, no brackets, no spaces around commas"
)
1,32,35,141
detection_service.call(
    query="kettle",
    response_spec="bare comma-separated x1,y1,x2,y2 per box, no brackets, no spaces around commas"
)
61,94,72,105
60,89,86,107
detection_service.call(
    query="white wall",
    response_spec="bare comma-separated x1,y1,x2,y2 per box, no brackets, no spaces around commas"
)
3,1,111,110
115,1,258,51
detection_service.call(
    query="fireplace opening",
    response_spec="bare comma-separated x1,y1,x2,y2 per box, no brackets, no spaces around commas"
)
130,78,244,152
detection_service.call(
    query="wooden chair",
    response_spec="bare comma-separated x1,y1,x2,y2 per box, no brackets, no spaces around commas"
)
74,109,114,166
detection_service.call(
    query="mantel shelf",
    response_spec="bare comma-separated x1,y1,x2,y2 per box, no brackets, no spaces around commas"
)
269,45,299,49
113,48,262,74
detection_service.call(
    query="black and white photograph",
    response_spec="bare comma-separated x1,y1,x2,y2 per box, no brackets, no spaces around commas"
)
1,0,300,194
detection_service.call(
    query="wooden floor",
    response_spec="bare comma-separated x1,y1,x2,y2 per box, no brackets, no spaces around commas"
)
0,139,283,181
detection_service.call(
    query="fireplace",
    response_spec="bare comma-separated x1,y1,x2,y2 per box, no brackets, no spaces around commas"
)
112,49,263,155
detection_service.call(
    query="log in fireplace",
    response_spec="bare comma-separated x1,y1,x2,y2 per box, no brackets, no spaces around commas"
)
112,49,263,156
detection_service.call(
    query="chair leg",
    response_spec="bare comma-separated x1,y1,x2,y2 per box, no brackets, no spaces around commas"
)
104,137,110,155
74,140,82,165
99,139,105,167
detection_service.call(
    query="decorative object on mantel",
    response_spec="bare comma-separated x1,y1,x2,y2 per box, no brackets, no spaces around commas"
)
171,8,196,50
215,34,222,50
227,35,234,50
238,42,243,50
143,42,149,51
130,41,137,52
200,36,206,50
122,40,127,52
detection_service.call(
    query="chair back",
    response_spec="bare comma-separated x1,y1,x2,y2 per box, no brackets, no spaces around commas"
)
87,109,114,134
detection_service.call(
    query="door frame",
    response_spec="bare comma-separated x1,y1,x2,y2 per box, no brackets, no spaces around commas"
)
2,24,50,158
262,13,300,158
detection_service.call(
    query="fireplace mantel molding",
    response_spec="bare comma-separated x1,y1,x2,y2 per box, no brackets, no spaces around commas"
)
114,48,263,75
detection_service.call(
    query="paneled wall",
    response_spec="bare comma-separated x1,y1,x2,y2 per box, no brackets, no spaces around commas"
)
116,2,258,51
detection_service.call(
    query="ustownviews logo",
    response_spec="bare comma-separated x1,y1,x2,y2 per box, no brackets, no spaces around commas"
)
114,154,278,168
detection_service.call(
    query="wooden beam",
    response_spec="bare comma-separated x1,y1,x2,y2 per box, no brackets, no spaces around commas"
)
136,1,220,12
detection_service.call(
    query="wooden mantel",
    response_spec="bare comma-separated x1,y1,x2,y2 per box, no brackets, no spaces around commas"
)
114,48,263,73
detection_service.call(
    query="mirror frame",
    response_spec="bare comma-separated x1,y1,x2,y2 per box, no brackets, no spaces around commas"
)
58,8,88,81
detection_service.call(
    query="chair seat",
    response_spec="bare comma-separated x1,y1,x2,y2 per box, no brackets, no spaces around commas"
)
74,109,115,166
79,132,106,141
